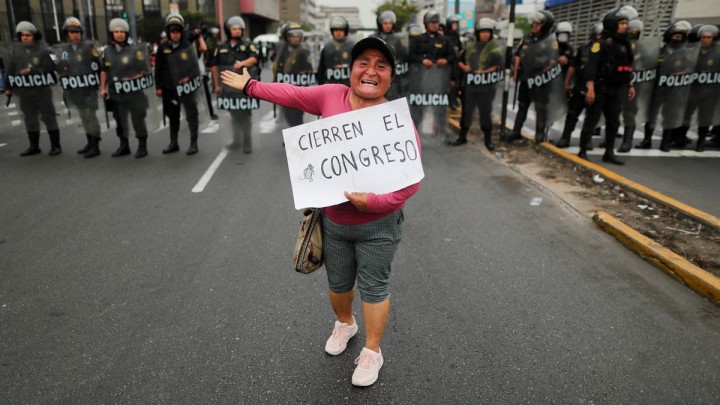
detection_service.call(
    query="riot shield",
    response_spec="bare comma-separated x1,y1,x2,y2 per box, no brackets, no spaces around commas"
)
407,64,452,145
320,39,354,85
461,38,506,126
649,42,700,130
380,32,410,100
684,42,720,128
53,41,102,132
167,43,210,127
2,41,60,132
105,43,161,132
623,37,661,126
216,63,261,113
520,35,568,127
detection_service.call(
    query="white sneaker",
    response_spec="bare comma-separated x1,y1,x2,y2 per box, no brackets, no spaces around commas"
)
351,347,384,387
324,318,358,355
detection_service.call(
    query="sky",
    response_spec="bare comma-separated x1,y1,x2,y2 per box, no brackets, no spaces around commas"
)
315,0,386,28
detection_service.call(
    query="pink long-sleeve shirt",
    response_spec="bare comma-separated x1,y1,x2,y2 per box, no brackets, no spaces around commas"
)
245,80,421,225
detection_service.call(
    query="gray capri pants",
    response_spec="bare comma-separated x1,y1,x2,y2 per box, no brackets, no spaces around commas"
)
322,210,404,303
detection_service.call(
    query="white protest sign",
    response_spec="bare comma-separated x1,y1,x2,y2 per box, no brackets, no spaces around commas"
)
282,98,424,210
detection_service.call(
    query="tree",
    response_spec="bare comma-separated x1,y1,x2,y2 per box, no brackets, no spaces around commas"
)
373,0,420,32
515,15,531,35
180,10,218,31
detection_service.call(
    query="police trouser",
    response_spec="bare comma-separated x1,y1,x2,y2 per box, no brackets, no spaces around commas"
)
461,88,495,133
284,108,304,127
229,110,252,151
512,81,531,134
115,93,149,139
67,91,101,136
579,86,623,153
561,89,587,139
163,92,199,138
18,88,59,132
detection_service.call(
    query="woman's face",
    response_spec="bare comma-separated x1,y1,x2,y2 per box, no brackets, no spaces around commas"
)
350,49,392,101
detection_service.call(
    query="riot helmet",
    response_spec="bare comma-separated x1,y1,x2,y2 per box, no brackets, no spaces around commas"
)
627,19,643,40
165,14,185,38
602,5,638,36
286,22,304,44
531,10,555,38
556,21,572,43
663,20,691,43
15,21,41,41
62,17,83,33
423,10,441,26
329,16,349,36
687,24,704,43
108,18,130,33
209,27,220,36
698,24,719,41
224,16,246,39
447,14,461,31
590,22,604,40
377,10,397,32
474,18,495,41
407,23,422,37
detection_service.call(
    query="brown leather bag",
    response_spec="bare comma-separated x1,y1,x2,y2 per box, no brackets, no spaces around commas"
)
293,208,323,274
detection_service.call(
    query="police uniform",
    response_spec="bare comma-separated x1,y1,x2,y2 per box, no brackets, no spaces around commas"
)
453,35,503,149
577,36,634,164
5,26,61,156
370,31,409,100
57,40,103,156
155,36,201,155
209,38,259,152
102,42,152,158
556,42,590,148
280,41,314,126
317,38,354,86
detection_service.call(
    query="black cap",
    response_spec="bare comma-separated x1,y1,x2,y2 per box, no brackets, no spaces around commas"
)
350,37,396,76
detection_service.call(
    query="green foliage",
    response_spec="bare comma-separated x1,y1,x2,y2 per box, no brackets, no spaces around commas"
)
180,10,218,30
515,15,531,35
374,0,420,32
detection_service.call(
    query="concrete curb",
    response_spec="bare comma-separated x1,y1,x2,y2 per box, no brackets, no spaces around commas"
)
593,211,720,305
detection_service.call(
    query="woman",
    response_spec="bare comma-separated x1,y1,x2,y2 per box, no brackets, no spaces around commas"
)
221,37,421,387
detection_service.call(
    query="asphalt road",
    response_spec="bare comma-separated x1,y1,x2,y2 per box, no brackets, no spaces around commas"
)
1,97,720,403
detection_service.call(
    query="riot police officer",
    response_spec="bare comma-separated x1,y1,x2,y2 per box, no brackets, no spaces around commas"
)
55,17,103,158
576,6,638,165
210,16,259,152
409,10,457,141
317,16,355,86
370,10,409,100
556,23,603,148
450,18,502,150
276,24,314,127
4,21,61,156
155,14,203,155
506,10,558,144
556,22,575,78
100,18,154,158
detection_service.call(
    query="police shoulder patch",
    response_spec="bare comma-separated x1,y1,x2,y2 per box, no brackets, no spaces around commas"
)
136,50,145,60
250,44,257,52
240,45,246,51
92,48,99,57
591,42,601,53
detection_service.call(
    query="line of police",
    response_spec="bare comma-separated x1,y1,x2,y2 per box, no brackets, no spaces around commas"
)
4,9,720,163
505,7,720,166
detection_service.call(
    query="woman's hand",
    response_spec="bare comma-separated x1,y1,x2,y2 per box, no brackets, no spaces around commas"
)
220,68,251,92
344,191,368,212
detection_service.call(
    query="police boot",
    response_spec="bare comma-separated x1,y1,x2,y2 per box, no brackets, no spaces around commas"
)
162,134,180,154
77,135,92,154
135,137,148,159
450,127,469,146
618,125,635,153
708,127,720,147
186,135,198,155
48,130,62,156
695,127,709,152
84,136,101,158
555,125,573,148
20,132,42,156
535,129,548,144
668,127,687,149
659,130,672,152
112,137,131,157
483,128,495,151
636,124,654,149
601,134,624,165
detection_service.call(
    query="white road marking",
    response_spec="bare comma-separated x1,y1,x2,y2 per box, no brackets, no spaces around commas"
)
8,111,18,116
192,148,229,193
260,110,277,133
11,120,21,126
0,143,7,148
201,121,219,133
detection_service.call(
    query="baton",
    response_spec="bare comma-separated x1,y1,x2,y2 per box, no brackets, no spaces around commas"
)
62,92,72,120
5,93,11,108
